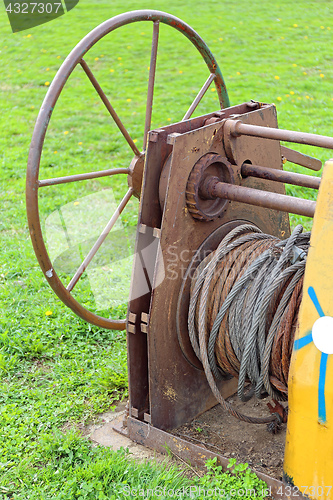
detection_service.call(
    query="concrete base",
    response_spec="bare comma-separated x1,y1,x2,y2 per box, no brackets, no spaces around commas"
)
88,404,167,463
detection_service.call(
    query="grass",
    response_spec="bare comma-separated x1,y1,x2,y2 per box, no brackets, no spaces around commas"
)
1,0,333,497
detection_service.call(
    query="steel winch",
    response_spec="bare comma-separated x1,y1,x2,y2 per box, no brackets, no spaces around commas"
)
26,10,333,500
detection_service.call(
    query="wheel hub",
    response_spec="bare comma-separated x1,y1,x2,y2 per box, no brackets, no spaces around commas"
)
128,154,145,199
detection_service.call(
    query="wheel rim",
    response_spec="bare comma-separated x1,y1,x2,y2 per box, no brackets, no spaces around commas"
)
26,9,229,330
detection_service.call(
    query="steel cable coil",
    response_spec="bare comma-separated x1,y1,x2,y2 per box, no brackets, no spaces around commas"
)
188,223,310,425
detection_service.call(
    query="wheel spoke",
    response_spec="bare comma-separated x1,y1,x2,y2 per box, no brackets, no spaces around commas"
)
182,73,216,121
39,168,129,187
80,59,141,157
143,21,160,151
66,187,134,292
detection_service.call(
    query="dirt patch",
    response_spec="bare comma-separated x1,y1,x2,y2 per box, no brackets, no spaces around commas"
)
173,393,286,481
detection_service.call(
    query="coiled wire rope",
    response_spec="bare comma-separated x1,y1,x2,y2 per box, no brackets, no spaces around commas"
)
188,223,310,426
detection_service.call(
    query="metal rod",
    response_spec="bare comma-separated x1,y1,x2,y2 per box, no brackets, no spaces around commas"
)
143,21,159,151
66,187,133,292
38,168,129,187
241,163,320,190
280,146,322,172
207,180,316,218
80,59,141,157
182,73,216,121
228,119,333,150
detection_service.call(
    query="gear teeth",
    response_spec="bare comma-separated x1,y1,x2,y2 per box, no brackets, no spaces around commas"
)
186,175,209,221
185,153,232,222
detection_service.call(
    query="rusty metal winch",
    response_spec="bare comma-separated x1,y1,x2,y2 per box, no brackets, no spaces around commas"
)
26,10,333,500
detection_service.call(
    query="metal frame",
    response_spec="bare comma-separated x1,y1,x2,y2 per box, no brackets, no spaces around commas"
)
126,102,290,430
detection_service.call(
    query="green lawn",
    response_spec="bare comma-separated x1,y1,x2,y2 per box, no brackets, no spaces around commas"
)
1,0,333,497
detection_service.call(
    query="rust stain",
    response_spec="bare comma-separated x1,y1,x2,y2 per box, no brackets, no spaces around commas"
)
164,385,177,401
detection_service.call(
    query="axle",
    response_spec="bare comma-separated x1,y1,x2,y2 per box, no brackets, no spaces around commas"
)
241,163,320,190
200,176,316,218
225,118,333,150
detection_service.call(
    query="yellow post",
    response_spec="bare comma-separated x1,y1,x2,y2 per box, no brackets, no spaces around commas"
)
284,160,333,498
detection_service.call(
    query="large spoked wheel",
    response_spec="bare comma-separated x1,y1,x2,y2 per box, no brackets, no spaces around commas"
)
26,10,229,330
